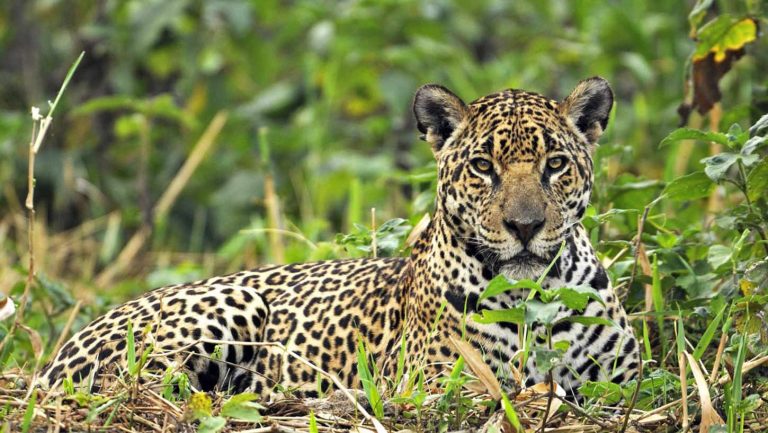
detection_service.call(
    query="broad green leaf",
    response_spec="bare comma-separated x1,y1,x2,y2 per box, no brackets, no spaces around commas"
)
579,381,623,404
655,232,678,249
747,159,768,201
726,123,748,147
749,114,768,136
663,171,714,201
478,276,540,303
659,128,729,148
472,307,525,325
221,393,264,422
551,285,604,311
525,300,563,325
533,348,561,371
701,152,739,182
742,135,767,156
708,245,732,269
553,340,571,352
694,16,758,62
741,153,760,168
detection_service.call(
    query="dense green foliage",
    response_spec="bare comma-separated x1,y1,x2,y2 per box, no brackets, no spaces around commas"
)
1,0,767,431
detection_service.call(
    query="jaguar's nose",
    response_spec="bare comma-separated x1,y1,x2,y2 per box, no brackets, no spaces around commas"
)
503,217,545,245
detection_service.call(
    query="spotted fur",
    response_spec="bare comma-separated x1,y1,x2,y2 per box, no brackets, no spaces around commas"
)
39,77,640,399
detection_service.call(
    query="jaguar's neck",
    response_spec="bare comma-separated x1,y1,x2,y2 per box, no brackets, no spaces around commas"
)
402,211,610,320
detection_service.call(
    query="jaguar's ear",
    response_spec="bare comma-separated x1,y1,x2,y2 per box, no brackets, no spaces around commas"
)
413,84,468,153
560,77,614,145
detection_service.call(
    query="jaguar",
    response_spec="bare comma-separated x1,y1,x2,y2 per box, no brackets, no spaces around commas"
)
39,76,640,400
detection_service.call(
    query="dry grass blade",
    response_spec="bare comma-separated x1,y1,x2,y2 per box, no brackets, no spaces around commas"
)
684,352,724,433
449,336,502,400
406,213,430,247
709,330,728,383
96,111,228,285
679,352,689,432
717,353,768,385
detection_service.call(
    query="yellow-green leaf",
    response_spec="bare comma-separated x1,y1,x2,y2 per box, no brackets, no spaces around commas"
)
694,16,758,62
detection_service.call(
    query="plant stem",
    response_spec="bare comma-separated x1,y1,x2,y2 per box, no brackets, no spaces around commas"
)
736,160,768,255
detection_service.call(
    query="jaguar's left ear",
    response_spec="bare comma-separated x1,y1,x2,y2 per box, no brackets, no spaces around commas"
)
560,77,614,144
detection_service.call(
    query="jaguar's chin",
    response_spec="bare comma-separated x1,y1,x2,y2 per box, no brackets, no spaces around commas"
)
496,251,550,280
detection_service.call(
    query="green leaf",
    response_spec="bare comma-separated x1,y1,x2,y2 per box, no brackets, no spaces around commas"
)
197,416,227,433
655,232,678,249
21,389,36,433
533,348,561,371
478,276,540,303
472,307,525,325
694,16,758,62
221,393,264,422
749,114,768,136
556,316,616,327
126,321,136,374
726,123,748,147
659,128,729,148
701,152,739,182
525,300,563,325
747,159,768,201
356,337,384,419
693,303,727,360
688,0,714,33
552,286,605,311
553,340,571,352
708,245,732,269
579,381,623,404
501,393,522,432
742,135,767,156
663,171,714,201
309,411,319,433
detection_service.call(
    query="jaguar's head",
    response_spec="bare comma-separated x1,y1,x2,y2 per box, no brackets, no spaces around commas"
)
413,77,613,279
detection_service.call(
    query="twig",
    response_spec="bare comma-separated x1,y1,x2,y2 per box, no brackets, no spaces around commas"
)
539,373,554,433
717,353,768,385
0,52,84,355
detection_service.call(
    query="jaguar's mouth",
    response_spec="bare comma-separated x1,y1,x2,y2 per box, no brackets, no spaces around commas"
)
496,250,550,267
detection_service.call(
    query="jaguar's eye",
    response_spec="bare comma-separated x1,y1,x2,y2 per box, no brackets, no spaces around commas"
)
471,158,494,174
546,157,566,171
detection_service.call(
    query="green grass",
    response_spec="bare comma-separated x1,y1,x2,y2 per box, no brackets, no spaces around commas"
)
1,0,768,432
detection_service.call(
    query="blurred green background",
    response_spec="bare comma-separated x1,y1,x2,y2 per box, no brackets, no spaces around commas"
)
0,0,764,303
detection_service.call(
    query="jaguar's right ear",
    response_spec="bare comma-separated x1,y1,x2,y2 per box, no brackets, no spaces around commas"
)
413,84,468,153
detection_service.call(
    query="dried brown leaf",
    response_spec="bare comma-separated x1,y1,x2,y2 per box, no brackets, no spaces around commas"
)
685,352,725,433
450,336,503,400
